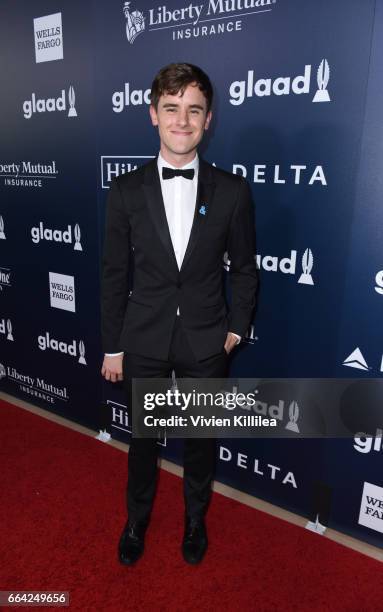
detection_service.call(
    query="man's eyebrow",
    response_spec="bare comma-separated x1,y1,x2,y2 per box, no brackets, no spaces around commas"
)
162,102,204,110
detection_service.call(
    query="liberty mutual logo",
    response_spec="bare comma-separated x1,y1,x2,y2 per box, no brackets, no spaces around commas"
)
122,0,277,44
124,2,145,43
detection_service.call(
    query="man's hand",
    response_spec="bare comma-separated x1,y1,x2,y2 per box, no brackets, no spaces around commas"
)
224,332,240,355
101,354,124,382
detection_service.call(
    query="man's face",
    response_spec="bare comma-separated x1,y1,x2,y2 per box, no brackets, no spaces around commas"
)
149,83,212,162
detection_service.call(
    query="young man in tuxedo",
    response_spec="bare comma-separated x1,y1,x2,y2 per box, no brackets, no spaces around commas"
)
100,63,257,565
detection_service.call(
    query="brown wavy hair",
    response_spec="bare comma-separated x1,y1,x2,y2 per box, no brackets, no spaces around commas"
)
150,63,213,112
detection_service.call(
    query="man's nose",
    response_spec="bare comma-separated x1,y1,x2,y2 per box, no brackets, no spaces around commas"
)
176,110,188,126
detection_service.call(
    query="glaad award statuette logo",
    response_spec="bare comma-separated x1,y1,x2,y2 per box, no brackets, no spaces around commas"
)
68,86,77,117
285,401,300,433
74,223,82,251
298,248,314,285
0,216,5,239
124,2,145,44
7,319,14,341
313,59,331,103
78,340,87,365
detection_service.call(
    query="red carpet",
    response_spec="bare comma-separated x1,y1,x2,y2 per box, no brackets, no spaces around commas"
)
1,398,382,612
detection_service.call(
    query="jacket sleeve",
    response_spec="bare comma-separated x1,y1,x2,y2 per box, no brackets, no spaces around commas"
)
226,177,258,337
100,178,131,353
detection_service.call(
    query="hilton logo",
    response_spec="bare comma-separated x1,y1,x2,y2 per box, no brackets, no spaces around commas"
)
101,155,155,188
23,86,77,119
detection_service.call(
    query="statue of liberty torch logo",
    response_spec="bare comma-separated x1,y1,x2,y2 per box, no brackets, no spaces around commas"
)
123,2,145,44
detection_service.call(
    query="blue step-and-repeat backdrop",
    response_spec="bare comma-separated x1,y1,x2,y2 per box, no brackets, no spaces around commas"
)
1,0,383,549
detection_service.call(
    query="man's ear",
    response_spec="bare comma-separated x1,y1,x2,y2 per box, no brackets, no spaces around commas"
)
149,104,158,126
204,110,212,131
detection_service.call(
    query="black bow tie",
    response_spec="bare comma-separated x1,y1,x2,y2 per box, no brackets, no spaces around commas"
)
162,167,195,180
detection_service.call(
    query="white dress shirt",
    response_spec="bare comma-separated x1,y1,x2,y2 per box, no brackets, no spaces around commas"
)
105,152,240,356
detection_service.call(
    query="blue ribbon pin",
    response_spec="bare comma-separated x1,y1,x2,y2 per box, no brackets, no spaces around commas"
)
199,204,207,216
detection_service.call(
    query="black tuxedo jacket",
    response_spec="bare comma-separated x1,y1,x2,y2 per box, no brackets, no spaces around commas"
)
100,157,257,361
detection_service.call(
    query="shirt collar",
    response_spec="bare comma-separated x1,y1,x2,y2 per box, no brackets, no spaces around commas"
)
157,151,199,175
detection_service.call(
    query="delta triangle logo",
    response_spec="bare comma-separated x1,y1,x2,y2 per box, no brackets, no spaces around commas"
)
343,347,369,371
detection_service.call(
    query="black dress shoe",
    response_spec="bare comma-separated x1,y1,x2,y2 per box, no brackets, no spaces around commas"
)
118,520,148,565
182,517,208,564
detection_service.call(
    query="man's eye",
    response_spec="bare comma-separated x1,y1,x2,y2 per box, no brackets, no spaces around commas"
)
166,108,175,112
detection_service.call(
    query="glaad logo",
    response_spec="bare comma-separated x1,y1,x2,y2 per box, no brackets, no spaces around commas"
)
228,391,301,433
354,428,382,454
229,59,331,106
31,223,83,251
37,332,87,364
243,324,257,345
112,83,151,112
23,86,77,119
255,248,315,285
0,318,14,341
0,267,11,291
49,272,76,313
375,270,383,295
34,12,63,63
298,249,314,285
358,482,383,533
101,155,155,188
313,59,330,102
285,401,300,432
0,216,6,239
123,2,145,43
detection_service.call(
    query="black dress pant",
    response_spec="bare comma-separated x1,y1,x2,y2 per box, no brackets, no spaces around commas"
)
122,316,228,524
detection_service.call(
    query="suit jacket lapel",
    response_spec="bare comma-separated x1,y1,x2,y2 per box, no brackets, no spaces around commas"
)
180,158,216,273
142,158,179,275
